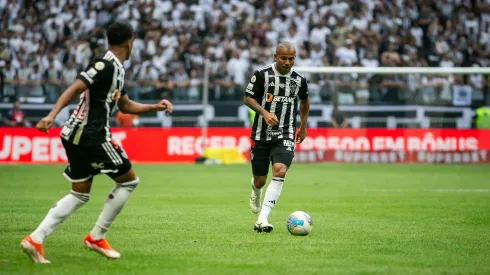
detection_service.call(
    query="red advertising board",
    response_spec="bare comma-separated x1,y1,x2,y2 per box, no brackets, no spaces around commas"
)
1,127,490,164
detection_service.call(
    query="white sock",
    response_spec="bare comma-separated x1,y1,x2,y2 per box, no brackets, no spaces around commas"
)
30,191,90,244
251,178,262,195
258,177,284,222
90,178,139,240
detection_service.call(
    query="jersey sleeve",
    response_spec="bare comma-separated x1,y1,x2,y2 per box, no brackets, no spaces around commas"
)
244,70,265,100
77,58,113,89
298,77,309,100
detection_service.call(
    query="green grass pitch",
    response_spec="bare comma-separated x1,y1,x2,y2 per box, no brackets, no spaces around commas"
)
0,164,489,274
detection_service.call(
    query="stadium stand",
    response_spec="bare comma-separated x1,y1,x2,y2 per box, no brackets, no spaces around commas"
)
1,0,489,128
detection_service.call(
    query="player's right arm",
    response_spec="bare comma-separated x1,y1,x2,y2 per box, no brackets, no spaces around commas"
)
37,59,111,133
244,70,278,126
36,79,87,133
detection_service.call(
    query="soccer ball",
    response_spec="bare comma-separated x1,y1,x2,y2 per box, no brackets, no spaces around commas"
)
286,211,313,236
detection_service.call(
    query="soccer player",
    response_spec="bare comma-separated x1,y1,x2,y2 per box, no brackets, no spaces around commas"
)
244,42,310,233
20,22,173,263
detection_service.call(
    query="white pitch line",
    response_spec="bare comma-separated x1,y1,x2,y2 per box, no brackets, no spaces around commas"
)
363,189,489,193
431,189,489,193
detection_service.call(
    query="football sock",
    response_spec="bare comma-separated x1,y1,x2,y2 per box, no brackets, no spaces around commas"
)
90,178,139,240
258,177,284,222
251,177,262,195
30,191,90,244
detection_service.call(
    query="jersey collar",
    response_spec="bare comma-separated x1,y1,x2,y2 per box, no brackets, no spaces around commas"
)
272,62,293,77
106,50,123,67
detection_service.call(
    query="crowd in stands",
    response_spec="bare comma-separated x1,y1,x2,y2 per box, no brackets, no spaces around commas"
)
1,0,490,106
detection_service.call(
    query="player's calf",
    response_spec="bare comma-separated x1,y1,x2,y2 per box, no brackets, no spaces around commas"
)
255,176,284,231
90,177,139,242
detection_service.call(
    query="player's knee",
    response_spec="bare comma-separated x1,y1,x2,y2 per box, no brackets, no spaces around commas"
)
272,165,288,178
119,177,140,192
254,176,267,187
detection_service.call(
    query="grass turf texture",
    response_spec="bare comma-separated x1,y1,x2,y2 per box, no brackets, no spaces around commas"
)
0,164,489,274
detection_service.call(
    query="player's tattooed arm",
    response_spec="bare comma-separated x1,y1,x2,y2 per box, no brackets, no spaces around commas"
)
48,79,87,119
244,97,279,126
36,79,87,132
295,77,310,143
299,97,309,130
118,94,173,115
295,97,309,144
244,96,267,116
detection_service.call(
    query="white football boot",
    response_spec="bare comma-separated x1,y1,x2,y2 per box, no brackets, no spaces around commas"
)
249,190,261,214
254,220,274,233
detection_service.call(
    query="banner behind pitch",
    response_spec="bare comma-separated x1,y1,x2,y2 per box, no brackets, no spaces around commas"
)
1,128,489,164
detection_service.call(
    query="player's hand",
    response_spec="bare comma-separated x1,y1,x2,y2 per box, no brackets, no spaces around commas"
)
36,116,54,133
155,99,173,114
263,112,279,126
295,128,307,144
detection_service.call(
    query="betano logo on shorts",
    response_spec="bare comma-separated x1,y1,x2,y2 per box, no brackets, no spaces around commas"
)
265,93,295,103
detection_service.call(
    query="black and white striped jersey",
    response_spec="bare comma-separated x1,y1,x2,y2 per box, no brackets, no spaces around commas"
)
245,63,309,142
61,51,125,146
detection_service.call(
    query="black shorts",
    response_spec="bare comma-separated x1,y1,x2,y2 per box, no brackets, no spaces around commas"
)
61,138,132,182
250,139,295,176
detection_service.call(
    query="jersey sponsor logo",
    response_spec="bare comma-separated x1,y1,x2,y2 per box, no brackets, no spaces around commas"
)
265,93,295,103
267,129,282,138
247,83,254,90
246,89,254,95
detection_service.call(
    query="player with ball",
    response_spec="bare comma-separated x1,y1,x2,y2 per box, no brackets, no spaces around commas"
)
244,42,311,233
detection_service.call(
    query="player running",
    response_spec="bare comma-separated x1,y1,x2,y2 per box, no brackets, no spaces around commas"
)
20,22,173,263
244,42,310,233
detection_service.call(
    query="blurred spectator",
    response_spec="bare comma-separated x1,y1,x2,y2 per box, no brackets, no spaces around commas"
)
116,111,139,128
4,101,30,127
330,101,348,128
0,0,488,106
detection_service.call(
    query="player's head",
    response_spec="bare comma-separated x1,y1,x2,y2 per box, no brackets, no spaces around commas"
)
274,42,296,75
107,22,135,60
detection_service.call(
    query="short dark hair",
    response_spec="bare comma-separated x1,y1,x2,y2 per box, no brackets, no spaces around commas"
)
106,22,134,46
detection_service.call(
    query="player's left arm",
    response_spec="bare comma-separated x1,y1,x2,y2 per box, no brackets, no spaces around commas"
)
296,78,310,144
117,93,173,115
